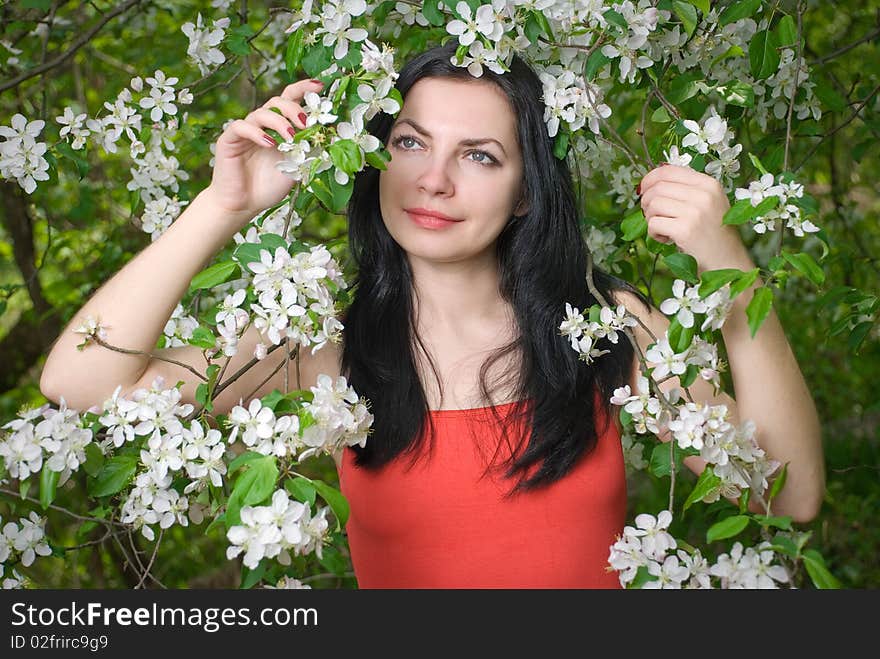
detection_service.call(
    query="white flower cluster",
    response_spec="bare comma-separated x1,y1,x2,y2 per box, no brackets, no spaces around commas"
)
755,47,823,131
300,374,373,459
681,107,743,186
538,66,611,138
445,0,529,77
181,14,230,75
1,512,52,588
734,172,819,237
585,225,619,272
163,302,199,348
264,575,312,589
559,303,638,364
243,243,347,358
234,201,304,246
0,114,50,194
600,1,669,84
141,195,188,241
611,380,780,500
274,58,399,187
659,279,734,332
226,489,330,569
608,510,791,588
226,374,371,461
0,401,93,482
113,379,229,541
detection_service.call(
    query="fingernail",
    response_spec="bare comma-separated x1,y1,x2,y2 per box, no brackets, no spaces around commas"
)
659,161,670,166
262,133,277,146
310,79,323,85
298,112,307,126
287,126,297,138
636,182,642,196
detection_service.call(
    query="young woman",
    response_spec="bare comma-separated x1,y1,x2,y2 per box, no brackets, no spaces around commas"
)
40,42,825,588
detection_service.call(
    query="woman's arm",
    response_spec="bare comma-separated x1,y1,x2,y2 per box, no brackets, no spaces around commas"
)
40,190,252,411
40,79,326,413
622,164,825,523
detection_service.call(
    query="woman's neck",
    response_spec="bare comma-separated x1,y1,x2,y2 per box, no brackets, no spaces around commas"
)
409,253,511,336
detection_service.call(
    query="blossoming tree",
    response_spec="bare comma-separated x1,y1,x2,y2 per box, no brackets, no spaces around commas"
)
2,0,876,589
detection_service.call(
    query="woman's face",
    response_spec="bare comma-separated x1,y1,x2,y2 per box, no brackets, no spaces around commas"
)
378,77,527,265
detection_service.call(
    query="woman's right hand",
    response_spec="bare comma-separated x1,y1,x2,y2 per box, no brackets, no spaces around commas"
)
203,78,325,221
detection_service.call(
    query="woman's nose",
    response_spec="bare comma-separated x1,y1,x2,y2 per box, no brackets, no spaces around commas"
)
415,156,455,196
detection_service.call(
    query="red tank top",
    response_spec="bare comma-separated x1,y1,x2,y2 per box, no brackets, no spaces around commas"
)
338,400,626,588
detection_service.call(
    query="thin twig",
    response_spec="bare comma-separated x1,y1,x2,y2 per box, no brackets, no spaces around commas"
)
88,335,208,382
134,528,163,589
0,0,144,94
0,488,127,526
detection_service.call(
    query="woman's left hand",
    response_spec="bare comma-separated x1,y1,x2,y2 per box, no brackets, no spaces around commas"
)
637,163,755,272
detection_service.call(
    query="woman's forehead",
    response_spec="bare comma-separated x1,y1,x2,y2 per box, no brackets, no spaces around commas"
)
396,77,517,141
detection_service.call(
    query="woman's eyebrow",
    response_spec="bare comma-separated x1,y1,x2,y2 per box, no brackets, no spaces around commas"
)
393,118,507,157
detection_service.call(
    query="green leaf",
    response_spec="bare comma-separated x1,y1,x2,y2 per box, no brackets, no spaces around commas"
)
848,321,873,354
723,196,777,225
649,442,686,478
285,477,317,506
23,0,52,9
225,455,279,528
226,24,255,56
284,29,305,79
699,268,744,297
706,515,751,543
651,105,673,123
83,443,104,478
749,153,770,176
812,77,847,113
189,326,217,350
532,8,555,40
234,233,288,268
719,0,763,26
756,515,793,531
775,15,798,47
745,286,774,338
683,467,722,512
621,209,647,241
552,131,570,160
781,251,825,286
686,0,710,15
366,148,391,171
585,49,611,80
301,43,333,78
328,139,364,175
188,261,239,293
40,468,60,510
311,478,350,529
716,80,755,108
729,268,760,297
672,1,698,37
89,455,138,498
227,450,266,474
240,561,268,589
603,9,629,30
422,0,445,26
802,549,842,589
55,141,90,179
749,29,781,80
663,252,699,284
665,74,701,104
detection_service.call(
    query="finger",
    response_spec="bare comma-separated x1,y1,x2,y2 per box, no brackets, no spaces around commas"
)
261,96,309,129
222,118,279,149
640,180,713,206
646,216,680,245
639,163,710,195
643,197,692,225
280,78,324,103
246,107,299,141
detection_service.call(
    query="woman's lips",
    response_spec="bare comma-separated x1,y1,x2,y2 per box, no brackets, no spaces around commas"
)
405,210,461,229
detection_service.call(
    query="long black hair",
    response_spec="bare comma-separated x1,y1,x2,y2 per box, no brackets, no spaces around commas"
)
341,40,638,493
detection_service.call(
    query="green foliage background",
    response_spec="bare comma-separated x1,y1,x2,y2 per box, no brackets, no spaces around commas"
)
1,1,878,588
